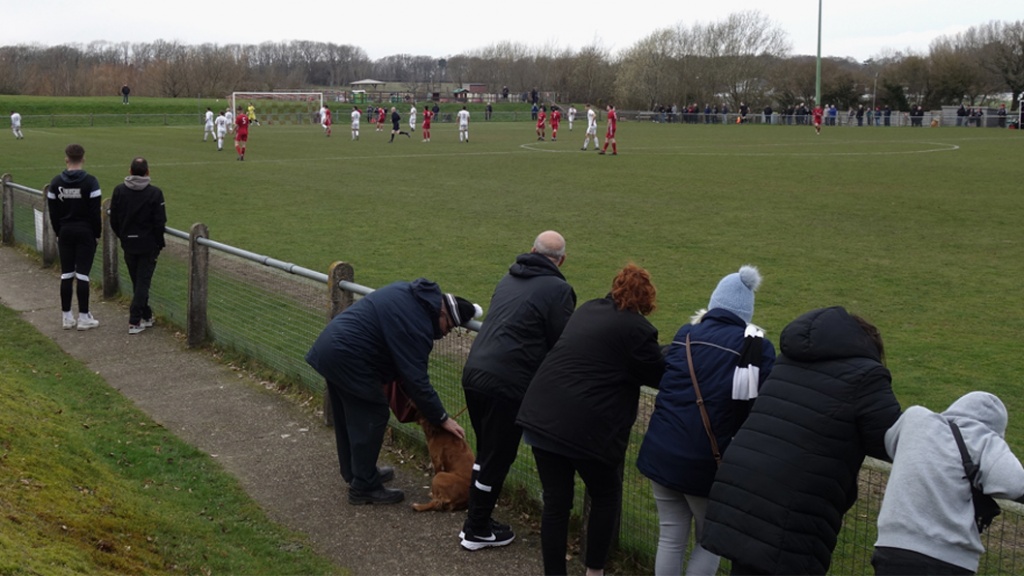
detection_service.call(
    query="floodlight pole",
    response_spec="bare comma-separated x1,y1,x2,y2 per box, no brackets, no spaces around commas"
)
815,0,823,107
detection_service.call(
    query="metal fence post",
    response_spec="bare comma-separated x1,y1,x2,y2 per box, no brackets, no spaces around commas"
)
322,260,355,427
40,186,57,267
101,198,119,299
1,174,13,246
187,222,209,348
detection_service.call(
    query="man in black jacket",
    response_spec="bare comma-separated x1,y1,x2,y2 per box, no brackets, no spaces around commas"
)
48,143,102,331
459,230,576,550
108,157,167,334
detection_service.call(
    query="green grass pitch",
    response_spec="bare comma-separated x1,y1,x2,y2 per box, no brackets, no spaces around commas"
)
3,115,1024,443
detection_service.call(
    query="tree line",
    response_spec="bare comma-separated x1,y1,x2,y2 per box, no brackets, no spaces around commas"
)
1,12,1021,112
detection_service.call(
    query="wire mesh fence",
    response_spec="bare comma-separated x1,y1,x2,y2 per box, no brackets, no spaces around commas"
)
4,175,1024,574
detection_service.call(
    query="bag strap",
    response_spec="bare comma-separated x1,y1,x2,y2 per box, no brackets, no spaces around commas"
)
949,421,980,483
686,333,722,467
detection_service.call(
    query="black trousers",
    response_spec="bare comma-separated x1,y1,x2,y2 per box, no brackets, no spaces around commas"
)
872,546,974,575
57,226,96,313
532,446,622,575
464,388,522,529
124,250,159,324
325,382,390,492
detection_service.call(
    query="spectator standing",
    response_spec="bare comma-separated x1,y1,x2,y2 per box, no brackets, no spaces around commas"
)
701,306,901,575
873,391,1024,575
121,83,130,104
47,144,102,331
997,104,1007,128
460,231,576,551
517,264,665,576
108,157,167,335
763,105,773,125
638,266,776,576
305,280,477,505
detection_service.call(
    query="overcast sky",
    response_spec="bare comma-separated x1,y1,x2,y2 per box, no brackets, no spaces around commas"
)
7,1,1022,63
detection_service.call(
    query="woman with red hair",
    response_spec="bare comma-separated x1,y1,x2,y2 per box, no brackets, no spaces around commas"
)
517,263,665,576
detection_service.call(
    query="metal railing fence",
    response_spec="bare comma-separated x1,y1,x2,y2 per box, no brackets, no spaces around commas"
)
4,173,1023,574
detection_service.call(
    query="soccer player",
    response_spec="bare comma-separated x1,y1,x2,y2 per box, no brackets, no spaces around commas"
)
203,107,215,142
567,105,577,131
322,105,332,137
234,106,249,161
581,103,600,151
409,104,417,132
422,104,433,142
214,111,228,151
225,107,234,133
351,106,361,140
457,106,470,142
536,105,547,141
550,106,562,142
599,104,618,155
376,106,386,132
813,103,824,135
10,110,23,139
247,103,261,126
389,107,411,142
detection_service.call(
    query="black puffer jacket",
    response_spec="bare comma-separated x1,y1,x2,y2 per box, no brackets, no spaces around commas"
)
462,252,576,401
701,306,901,575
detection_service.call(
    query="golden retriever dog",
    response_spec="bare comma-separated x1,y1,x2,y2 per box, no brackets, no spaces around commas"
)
411,415,475,512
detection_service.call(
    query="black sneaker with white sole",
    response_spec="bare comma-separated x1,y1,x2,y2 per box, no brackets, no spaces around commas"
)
460,522,515,550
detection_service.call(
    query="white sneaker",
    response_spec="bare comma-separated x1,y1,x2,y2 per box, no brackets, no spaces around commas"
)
128,324,145,335
140,317,154,328
62,315,76,330
76,314,99,331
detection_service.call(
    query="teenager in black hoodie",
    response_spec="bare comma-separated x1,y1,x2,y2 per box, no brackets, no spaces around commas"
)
47,143,102,331
109,157,166,334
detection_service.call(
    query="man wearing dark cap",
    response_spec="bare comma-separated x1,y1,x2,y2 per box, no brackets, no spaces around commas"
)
306,278,478,505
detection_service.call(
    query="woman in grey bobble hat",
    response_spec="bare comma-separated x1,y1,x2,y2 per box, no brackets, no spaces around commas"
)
637,265,777,576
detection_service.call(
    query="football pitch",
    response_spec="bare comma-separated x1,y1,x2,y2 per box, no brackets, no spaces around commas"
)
3,118,1024,437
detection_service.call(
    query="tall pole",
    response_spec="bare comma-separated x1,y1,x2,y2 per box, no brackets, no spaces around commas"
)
815,0,823,107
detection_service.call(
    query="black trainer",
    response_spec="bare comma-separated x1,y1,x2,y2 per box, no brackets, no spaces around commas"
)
459,518,510,539
460,521,515,550
348,487,404,505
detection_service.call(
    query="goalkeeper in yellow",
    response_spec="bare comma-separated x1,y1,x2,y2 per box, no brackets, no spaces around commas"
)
247,103,262,126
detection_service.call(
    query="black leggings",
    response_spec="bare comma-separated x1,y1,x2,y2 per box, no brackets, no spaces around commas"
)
532,446,622,575
57,226,97,313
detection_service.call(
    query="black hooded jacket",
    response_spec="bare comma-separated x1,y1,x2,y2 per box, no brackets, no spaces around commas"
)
462,252,576,401
47,169,101,238
109,175,167,254
701,306,901,575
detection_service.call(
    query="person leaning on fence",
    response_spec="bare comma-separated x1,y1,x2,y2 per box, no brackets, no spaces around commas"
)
459,230,577,551
872,391,1024,576
47,143,102,331
700,306,902,575
305,279,478,505
517,263,665,576
108,157,167,335
636,265,777,576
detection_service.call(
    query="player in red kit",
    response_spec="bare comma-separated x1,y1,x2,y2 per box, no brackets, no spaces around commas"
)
812,104,824,135
536,105,547,140
550,107,562,141
599,104,618,155
376,107,386,131
234,106,249,161
322,105,332,137
421,105,433,142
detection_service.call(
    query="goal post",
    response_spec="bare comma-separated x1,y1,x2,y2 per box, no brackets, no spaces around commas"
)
230,92,324,125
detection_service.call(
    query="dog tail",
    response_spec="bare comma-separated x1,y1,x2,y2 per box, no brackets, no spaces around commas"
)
411,499,444,512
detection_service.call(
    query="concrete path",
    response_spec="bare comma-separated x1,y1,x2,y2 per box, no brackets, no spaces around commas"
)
0,245,543,575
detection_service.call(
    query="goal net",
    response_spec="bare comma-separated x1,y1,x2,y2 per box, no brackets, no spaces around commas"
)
231,92,324,125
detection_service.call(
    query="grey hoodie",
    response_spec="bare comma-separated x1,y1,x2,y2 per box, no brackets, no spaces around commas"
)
875,391,1024,571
